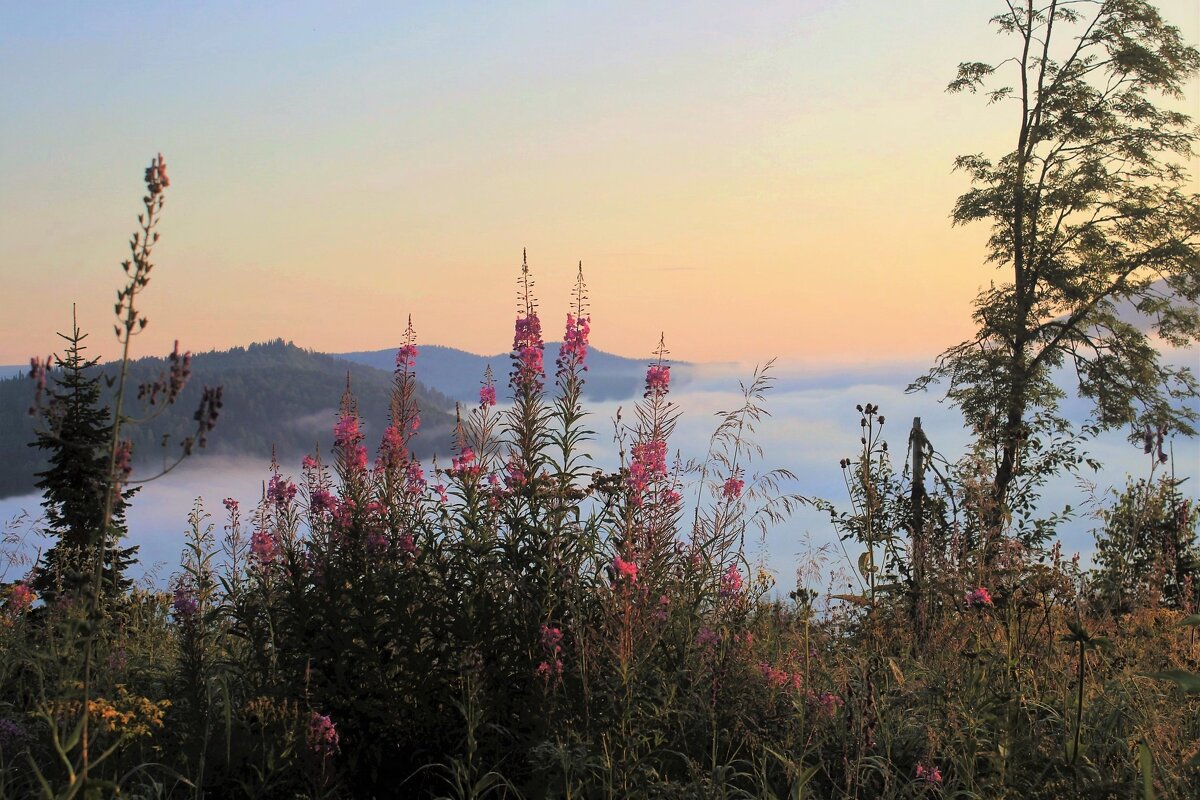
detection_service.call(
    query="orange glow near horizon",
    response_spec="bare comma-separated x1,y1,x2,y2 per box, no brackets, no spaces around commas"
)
1,1,1196,368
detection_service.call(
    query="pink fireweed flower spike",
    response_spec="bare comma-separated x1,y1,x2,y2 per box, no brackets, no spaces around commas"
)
510,249,545,395
557,262,591,378
612,555,638,585
644,364,670,398
477,381,496,407
719,563,744,597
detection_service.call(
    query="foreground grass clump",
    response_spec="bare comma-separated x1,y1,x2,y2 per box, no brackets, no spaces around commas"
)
0,159,1198,799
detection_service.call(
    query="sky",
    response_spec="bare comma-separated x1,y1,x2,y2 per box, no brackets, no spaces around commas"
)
1,1,1199,366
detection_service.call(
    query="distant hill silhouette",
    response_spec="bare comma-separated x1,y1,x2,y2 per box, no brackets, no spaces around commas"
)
335,343,693,404
0,340,455,500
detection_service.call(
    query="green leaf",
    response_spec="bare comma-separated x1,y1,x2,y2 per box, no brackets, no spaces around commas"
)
1138,740,1156,800
1143,669,1200,693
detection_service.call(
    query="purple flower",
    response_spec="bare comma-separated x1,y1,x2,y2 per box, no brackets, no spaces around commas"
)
0,718,27,754
172,586,198,619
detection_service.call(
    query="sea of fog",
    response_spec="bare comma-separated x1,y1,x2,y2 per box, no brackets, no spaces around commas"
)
3,362,1196,596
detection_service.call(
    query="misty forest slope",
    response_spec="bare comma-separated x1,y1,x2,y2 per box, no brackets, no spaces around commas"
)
0,340,455,500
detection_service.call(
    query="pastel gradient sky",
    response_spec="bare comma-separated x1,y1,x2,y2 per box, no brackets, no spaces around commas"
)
2,1,1197,365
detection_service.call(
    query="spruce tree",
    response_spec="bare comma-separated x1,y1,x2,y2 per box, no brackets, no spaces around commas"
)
29,316,137,604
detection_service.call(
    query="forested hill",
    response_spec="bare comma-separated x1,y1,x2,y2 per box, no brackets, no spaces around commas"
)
0,340,456,500
337,343,694,404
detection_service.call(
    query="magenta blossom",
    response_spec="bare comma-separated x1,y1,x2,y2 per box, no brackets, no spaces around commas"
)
722,476,744,500
334,414,368,473
398,532,417,558
267,474,297,508
307,712,340,759
511,312,545,394
540,623,564,651
556,312,591,375
479,383,497,408
451,447,481,479
250,529,279,565
378,424,406,470
7,582,35,613
612,555,638,585
396,342,418,371
719,563,744,598
965,587,993,608
916,763,943,784
405,461,426,495
644,364,670,398
310,488,336,514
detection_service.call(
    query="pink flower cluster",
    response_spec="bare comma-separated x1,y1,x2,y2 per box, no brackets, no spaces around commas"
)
556,313,590,375
310,488,336,514
267,474,297,508
612,555,638,585
405,461,427,495
333,498,356,530
398,532,417,558
807,690,843,718
504,456,527,490
759,662,804,692
479,383,497,408
719,563,743,598
334,415,368,473
628,440,668,504
396,343,418,371
644,364,670,398
511,313,545,394
307,711,340,759
536,623,565,684
695,627,719,648
916,763,943,784
6,582,35,614
722,476,744,500
965,586,993,608
451,447,481,479
377,424,406,471
251,529,279,565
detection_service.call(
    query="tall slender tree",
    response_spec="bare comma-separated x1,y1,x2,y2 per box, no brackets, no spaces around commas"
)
913,0,1200,536
29,313,137,604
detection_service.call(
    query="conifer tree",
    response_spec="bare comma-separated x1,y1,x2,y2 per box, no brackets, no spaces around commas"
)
29,315,137,604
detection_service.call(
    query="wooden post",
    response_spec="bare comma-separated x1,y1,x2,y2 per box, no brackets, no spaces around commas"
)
910,417,926,645
911,417,925,535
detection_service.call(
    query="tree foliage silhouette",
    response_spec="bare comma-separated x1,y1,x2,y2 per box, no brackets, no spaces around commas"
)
30,316,137,604
913,0,1200,535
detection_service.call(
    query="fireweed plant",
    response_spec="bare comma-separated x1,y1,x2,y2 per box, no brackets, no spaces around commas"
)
0,159,1198,799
